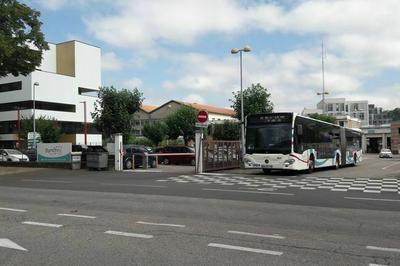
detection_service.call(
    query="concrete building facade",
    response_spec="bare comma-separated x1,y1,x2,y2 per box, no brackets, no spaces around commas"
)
390,122,400,154
0,40,102,147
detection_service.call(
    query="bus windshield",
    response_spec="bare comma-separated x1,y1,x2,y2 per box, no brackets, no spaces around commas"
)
246,123,292,154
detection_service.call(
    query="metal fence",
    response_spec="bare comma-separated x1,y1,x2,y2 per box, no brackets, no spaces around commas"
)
202,140,241,172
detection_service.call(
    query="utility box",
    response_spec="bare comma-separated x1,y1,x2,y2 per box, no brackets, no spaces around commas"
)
87,152,109,170
71,152,82,170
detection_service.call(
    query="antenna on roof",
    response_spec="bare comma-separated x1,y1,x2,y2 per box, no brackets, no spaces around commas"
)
317,40,329,113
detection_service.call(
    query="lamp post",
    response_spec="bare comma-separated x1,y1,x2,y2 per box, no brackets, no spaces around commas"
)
33,82,39,149
80,101,87,145
231,45,251,158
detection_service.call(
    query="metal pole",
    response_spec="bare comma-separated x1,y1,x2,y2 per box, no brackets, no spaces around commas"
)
321,41,326,113
240,51,245,158
33,84,36,149
83,101,87,145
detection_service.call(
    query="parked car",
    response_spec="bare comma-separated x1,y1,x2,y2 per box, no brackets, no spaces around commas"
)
154,145,195,166
379,148,393,158
0,149,30,162
123,145,156,169
23,148,37,162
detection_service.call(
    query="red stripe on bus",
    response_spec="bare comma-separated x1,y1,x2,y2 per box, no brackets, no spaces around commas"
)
289,154,309,164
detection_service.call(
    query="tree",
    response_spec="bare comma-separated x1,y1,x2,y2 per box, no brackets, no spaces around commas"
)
212,121,240,140
21,116,61,144
91,86,143,141
0,0,49,77
308,113,337,124
143,121,168,146
230,83,274,120
388,108,400,121
165,106,197,145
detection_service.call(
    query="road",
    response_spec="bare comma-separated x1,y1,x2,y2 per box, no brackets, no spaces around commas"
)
0,155,399,265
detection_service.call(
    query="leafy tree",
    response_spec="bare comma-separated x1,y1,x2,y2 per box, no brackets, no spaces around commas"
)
21,115,61,144
125,136,154,147
388,108,400,121
230,83,274,120
91,86,143,141
212,121,240,140
165,106,197,145
0,0,49,77
143,121,168,146
308,113,337,124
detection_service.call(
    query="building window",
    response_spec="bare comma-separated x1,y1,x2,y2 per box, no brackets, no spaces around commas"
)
339,121,344,127
0,101,76,112
327,104,333,111
359,113,364,120
0,81,22,93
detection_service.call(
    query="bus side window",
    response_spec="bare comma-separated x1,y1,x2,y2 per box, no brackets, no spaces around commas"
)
297,124,303,135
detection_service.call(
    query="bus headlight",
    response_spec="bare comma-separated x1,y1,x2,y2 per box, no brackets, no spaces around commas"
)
284,159,295,166
243,158,253,166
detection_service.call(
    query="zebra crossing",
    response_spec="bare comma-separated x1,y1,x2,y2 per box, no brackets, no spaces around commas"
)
158,173,400,194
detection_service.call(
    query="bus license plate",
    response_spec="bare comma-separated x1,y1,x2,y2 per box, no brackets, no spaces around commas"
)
262,165,273,168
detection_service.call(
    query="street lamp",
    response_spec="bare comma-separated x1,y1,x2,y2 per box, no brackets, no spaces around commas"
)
33,82,39,149
80,101,87,145
231,45,251,158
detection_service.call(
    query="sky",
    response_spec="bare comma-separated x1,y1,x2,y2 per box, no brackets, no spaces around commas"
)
22,0,400,112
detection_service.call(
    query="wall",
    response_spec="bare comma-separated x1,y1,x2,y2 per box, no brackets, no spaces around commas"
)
391,122,400,154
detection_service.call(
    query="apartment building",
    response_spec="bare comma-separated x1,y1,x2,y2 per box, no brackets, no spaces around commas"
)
0,40,102,148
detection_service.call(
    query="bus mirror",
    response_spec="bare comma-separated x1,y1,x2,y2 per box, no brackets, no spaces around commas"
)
297,125,303,135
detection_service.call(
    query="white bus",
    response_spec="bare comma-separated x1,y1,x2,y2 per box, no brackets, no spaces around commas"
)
243,113,363,173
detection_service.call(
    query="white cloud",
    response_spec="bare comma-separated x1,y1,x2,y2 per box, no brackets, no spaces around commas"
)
81,0,400,110
123,77,143,89
101,52,123,71
183,94,205,104
84,0,245,51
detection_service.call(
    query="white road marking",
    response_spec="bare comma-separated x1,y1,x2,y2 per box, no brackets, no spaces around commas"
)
21,179,72,184
0,207,27,212
136,221,185,228
228,230,285,239
366,245,400,253
57,213,96,219
22,221,63,228
369,264,387,266
0,239,27,251
104,230,153,239
101,183,166,188
208,243,283,255
203,188,294,196
345,197,400,202
382,161,400,170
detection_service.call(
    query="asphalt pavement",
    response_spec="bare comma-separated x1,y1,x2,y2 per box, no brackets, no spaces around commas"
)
0,154,399,265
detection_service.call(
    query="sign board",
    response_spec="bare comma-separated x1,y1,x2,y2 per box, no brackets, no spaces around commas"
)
195,122,209,128
37,143,72,163
197,110,209,123
27,132,41,149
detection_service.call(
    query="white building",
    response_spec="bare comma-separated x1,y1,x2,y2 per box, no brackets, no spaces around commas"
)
0,40,102,147
315,98,369,126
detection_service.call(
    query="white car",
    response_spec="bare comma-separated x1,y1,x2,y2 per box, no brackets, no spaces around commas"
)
379,149,393,158
0,149,30,162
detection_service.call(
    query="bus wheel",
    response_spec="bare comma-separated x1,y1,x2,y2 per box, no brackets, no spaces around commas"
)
334,156,340,170
262,169,271,174
308,157,315,173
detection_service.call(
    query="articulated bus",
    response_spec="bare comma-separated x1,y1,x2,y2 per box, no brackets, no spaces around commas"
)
244,113,363,173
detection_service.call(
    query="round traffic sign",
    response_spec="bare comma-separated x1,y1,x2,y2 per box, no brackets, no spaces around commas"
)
197,110,208,123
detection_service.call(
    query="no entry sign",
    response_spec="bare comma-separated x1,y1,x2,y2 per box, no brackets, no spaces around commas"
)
197,110,208,123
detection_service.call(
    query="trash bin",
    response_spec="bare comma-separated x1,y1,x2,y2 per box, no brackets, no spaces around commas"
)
86,152,109,170
71,152,82,170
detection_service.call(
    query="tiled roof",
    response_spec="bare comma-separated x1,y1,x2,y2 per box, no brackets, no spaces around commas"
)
140,105,158,113
180,102,235,117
